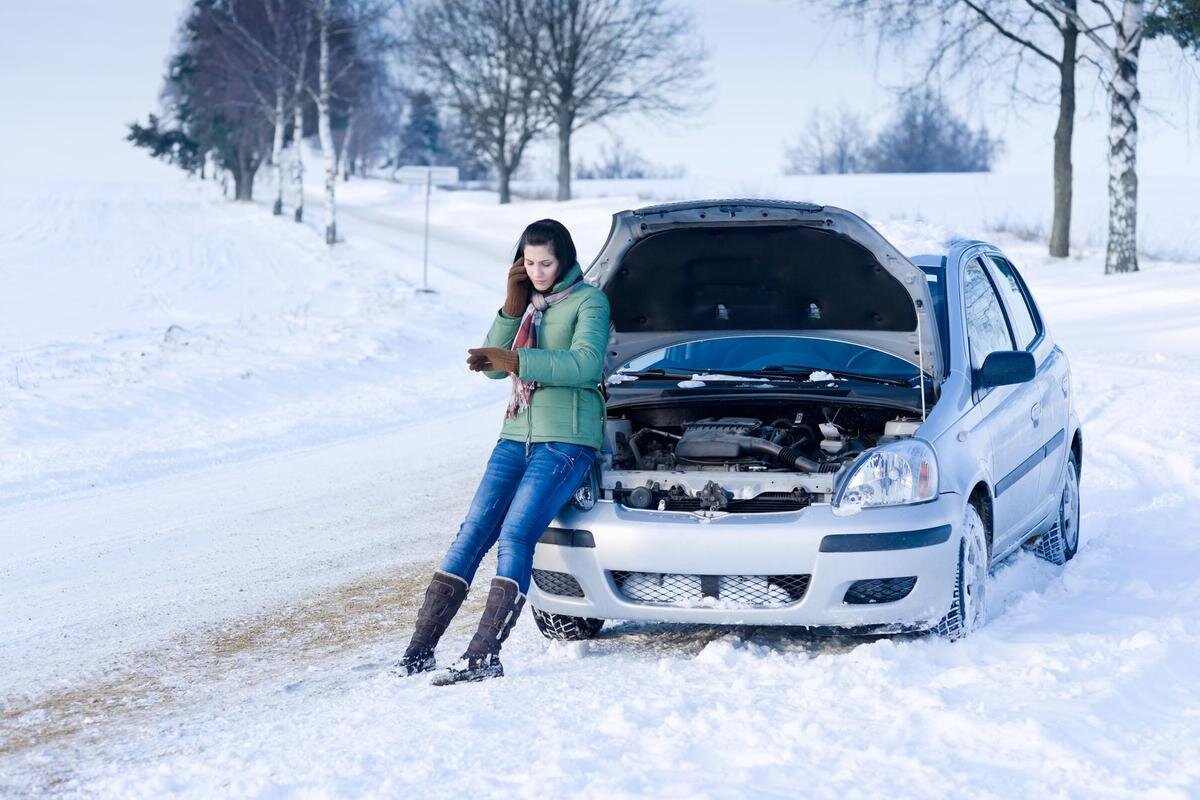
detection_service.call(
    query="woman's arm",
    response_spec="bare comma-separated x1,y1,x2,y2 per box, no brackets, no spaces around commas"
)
478,309,523,380
516,291,611,388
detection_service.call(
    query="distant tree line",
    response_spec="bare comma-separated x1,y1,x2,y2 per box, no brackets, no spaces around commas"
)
783,91,1004,175
129,0,709,241
575,138,686,180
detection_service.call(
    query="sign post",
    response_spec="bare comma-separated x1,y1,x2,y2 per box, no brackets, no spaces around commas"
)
395,165,460,293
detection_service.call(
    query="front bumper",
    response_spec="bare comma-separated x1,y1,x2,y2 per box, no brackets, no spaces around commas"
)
529,492,963,630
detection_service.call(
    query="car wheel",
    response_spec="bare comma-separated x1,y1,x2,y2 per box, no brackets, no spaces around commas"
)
934,503,988,641
1033,452,1080,566
532,608,604,641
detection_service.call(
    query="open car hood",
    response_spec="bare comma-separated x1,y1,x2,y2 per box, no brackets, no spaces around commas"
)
585,199,944,382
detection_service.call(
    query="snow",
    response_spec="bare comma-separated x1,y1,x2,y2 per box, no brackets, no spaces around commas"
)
4,163,1200,798
691,373,772,382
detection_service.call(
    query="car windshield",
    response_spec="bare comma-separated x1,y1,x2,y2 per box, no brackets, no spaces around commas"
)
617,335,920,382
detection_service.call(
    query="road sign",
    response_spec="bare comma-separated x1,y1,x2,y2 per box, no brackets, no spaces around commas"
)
395,166,460,293
396,165,459,185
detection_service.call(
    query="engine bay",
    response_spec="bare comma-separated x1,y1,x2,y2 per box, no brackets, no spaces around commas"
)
599,401,921,512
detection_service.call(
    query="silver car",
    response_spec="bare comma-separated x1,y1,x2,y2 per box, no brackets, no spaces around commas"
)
529,199,1081,641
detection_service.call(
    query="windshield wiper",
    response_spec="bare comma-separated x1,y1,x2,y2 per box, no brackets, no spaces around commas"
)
610,367,805,384
612,365,915,388
711,365,914,387
608,368,698,381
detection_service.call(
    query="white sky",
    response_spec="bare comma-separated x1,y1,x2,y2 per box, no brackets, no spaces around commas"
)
2,0,1199,183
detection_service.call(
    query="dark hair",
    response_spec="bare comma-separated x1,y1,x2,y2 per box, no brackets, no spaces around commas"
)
514,219,577,278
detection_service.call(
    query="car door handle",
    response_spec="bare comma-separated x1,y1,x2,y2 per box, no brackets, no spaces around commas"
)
1061,375,1070,396
1030,402,1042,423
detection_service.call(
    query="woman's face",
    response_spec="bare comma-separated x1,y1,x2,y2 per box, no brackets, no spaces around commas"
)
522,243,559,292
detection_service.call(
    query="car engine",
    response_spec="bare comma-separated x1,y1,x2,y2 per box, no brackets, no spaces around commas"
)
599,404,920,512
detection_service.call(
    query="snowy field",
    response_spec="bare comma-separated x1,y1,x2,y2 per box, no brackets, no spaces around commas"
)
3,162,1200,798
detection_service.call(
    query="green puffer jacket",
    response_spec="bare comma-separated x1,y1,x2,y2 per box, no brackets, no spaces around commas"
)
481,261,611,451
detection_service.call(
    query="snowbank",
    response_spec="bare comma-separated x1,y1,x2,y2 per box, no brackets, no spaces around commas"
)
4,164,1200,798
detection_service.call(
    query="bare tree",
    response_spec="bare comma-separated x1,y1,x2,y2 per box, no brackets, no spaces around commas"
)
316,0,338,243
528,0,708,201
951,1,1083,257
408,0,552,204
1044,0,1159,274
147,4,275,200
210,0,391,241
834,0,1087,258
315,0,384,241
783,107,867,174
208,0,316,215
866,89,1002,172
290,38,311,223
575,136,684,178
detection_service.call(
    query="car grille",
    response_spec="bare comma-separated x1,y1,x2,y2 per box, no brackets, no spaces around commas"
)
655,492,813,513
532,569,585,598
842,576,918,605
610,571,810,607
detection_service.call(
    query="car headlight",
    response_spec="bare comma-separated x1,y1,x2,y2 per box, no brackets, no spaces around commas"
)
572,465,598,510
832,439,938,516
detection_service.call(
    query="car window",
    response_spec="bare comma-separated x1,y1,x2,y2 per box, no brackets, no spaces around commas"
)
619,335,919,380
987,255,1041,349
963,257,1014,368
920,265,950,365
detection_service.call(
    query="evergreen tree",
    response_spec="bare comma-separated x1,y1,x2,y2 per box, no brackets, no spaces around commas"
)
396,91,441,165
1148,1,1200,50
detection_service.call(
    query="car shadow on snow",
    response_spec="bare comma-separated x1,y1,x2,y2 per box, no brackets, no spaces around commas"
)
568,620,924,660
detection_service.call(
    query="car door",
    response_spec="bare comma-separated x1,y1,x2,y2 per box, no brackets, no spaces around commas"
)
987,253,1068,522
961,255,1044,553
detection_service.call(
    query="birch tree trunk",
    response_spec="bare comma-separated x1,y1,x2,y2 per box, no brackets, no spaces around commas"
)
292,101,305,223
271,87,286,216
1104,0,1143,274
317,0,337,245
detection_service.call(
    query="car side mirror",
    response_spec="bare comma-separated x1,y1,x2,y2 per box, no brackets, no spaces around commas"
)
974,350,1035,390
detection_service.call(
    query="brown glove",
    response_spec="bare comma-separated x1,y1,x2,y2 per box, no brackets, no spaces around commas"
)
467,346,520,374
504,258,531,317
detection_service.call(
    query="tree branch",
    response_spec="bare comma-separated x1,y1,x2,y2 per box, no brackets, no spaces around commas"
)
961,0,1062,64
1043,0,1118,67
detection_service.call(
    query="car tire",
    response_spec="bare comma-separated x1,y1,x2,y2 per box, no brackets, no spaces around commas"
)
532,608,604,641
1032,452,1080,566
934,503,988,641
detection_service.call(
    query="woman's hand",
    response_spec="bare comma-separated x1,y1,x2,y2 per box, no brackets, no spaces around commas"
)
467,346,519,374
504,258,531,317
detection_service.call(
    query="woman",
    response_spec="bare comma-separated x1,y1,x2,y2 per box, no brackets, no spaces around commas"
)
395,218,611,686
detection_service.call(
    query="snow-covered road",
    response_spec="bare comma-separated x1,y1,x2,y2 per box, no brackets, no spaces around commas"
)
3,170,1200,798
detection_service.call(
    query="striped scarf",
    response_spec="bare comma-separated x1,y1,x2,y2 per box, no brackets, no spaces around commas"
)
505,274,585,420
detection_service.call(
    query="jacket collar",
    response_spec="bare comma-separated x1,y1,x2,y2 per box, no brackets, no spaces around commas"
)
550,261,583,294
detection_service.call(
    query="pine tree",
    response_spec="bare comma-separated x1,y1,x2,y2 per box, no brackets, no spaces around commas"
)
397,92,441,165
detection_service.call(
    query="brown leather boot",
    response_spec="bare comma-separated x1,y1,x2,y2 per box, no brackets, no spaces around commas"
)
392,570,469,677
431,576,525,686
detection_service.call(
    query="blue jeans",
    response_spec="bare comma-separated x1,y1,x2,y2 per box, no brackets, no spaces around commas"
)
440,438,597,594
